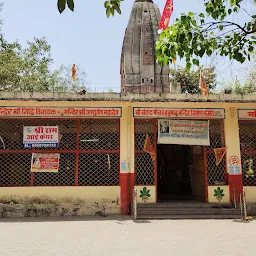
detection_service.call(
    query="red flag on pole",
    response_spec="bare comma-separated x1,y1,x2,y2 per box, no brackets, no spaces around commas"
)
159,0,173,31
199,74,209,96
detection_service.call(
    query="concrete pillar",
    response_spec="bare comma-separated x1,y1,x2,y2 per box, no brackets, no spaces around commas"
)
224,106,243,203
119,106,135,214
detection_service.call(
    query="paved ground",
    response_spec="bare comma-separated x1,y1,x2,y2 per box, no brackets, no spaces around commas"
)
0,216,255,256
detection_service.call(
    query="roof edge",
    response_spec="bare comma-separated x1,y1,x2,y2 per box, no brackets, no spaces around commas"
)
0,92,256,103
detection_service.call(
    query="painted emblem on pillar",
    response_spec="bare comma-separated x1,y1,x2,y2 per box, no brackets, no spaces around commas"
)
214,187,225,202
140,187,151,202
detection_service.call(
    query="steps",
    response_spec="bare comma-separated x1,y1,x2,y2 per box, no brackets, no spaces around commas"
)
134,202,241,219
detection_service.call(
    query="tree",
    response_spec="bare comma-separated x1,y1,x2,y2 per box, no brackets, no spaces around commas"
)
0,36,90,92
156,0,256,69
0,37,59,92
0,2,90,93
220,62,256,95
170,66,217,93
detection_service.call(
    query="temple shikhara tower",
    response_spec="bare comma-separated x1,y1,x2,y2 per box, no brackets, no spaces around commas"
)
120,0,170,93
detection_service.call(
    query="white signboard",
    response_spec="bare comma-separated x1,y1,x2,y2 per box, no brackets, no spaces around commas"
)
158,119,210,146
238,109,256,119
23,126,59,148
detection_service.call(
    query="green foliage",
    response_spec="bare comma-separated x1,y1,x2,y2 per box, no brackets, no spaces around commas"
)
105,0,123,18
156,0,256,68
170,66,216,93
57,0,74,13
57,0,124,17
221,72,256,95
0,37,57,92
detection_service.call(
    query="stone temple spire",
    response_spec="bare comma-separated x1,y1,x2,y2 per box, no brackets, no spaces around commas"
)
120,0,170,94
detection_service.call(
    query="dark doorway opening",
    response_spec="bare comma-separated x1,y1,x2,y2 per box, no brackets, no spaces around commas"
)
157,144,193,201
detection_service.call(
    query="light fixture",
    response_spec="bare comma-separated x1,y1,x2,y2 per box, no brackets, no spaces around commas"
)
81,139,99,142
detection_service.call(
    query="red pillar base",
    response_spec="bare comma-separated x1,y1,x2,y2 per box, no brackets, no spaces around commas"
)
120,173,135,214
228,174,243,202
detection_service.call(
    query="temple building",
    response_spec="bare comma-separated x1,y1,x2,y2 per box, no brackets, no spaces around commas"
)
120,0,170,94
0,0,256,219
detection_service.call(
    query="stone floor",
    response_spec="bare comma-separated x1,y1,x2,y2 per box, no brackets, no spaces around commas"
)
0,215,255,256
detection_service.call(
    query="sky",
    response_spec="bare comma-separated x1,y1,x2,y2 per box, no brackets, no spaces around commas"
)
1,0,255,92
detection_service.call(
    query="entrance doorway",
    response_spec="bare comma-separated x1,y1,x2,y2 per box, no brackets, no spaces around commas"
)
157,144,193,201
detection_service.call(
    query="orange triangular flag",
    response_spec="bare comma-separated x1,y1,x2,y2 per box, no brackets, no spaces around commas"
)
143,134,156,161
214,147,226,166
199,74,209,96
72,64,77,81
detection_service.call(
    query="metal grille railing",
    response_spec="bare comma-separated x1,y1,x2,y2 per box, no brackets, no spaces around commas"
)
206,120,226,185
135,119,156,185
239,120,256,186
0,119,34,150
78,153,119,185
0,118,120,187
0,153,31,186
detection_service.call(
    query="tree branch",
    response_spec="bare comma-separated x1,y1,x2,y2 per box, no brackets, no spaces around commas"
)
202,20,256,34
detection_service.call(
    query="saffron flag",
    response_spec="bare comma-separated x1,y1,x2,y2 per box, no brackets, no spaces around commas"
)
199,74,209,96
159,0,173,31
71,64,77,81
143,134,156,161
214,147,227,166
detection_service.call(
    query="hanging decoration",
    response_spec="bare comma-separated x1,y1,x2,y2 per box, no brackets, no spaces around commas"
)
199,73,209,96
71,64,77,81
143,134,156,161
107,154,111,170
244,158,254,177
214,147,227,166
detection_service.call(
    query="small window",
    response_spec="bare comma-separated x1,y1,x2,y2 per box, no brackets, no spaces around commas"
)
145,52,147,55
141,79,145,84
138,21,141,24
144,10,148,13
151,79,154,84
146,78,149,82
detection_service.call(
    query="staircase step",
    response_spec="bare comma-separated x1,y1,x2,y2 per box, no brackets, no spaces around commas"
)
137,209,240,216
137,203,234,209
137,211,239,216
137,215,242,220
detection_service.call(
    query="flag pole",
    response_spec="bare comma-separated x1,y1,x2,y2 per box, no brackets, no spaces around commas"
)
199,67,202,94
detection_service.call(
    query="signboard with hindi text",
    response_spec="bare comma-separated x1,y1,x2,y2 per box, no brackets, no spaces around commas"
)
238,109,256,119
23,126,59,148
133,107,225,119
31,153,60,173
0,106,122,118
158,119,210,146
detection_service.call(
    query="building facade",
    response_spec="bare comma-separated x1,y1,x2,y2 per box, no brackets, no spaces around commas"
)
0,93,256,217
